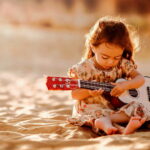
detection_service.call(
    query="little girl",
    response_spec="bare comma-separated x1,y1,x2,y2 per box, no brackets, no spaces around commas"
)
67,16,149,135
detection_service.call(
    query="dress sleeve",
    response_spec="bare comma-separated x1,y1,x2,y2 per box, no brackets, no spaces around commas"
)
121,59,137,77
67,64,79,78
67,60,90,80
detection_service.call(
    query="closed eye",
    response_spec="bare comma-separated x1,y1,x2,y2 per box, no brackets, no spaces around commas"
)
102,56,109,59
115,56,121,60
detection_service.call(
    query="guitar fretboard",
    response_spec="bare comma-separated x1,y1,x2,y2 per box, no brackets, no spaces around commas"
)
80,80,114,92
147,87,150,101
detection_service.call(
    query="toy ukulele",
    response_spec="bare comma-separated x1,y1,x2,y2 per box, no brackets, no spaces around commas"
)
46,76,150,110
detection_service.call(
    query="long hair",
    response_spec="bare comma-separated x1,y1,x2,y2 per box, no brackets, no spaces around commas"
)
83,16,139,62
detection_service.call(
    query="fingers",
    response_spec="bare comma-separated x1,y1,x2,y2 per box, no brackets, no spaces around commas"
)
111,82,117,85
111,92,122,97
110,83,119,96
89,89,104,96
92,89,103,95
111,93,122,97
110,88,118,97
110,86,124,97
98,89,104,94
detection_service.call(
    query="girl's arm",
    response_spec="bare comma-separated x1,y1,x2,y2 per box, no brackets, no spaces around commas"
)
71,89,91,100
72,89,104,100
124,70,145,89
111,70,145,97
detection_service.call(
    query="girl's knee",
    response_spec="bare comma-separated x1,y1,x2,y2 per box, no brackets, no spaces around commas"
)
94,118,101,127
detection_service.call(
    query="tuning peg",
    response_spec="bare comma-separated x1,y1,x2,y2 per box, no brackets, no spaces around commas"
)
53,84,57,88
66,85,70,88
59,85,64,88
52,78,56,81
59,78,62,81
65,79,70,82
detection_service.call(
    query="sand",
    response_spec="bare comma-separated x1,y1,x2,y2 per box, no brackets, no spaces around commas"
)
0,72,150,150
0,22,150,150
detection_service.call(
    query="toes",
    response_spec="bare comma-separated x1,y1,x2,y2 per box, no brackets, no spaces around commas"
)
106,127,118,135
131,116,146,125
131,116,141,120
141,117,146,124
106,128,114,135
118,128,125,134
113,128,118,134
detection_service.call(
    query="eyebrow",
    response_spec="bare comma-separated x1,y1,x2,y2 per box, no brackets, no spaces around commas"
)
101,53,122,58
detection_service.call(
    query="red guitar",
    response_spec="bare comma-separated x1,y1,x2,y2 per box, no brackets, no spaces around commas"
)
46,76,150,109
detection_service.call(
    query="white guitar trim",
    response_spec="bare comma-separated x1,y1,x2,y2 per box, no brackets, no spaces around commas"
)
118,77,150,113
78,79,81,88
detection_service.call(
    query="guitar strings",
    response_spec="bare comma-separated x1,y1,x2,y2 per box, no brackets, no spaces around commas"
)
80,83,137,94
59,78,138,95
54,83,137,96
80,80,114,88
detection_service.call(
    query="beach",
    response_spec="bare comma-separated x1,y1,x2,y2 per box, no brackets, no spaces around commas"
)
0,20,150,149
0,71,150,150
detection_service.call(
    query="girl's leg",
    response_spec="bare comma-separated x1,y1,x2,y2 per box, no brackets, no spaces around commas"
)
93,111,129,135
110,111,130,123
94,116,118,135
110,111,146,134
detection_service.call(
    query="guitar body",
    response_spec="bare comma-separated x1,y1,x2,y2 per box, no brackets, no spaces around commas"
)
46,76,150,110
102,92,125,109
117,77,150,107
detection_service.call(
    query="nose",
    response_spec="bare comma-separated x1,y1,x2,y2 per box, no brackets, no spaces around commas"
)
107,59,114,66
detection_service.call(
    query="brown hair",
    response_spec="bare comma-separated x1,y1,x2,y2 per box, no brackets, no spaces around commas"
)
83,16,139,62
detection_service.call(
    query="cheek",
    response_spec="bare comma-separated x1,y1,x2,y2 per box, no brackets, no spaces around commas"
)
97,57,106,65
112,60,120,66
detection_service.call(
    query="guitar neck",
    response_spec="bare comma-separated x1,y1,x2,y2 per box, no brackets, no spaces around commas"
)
46,76,150,109
46,76,115,92
79,80,114,92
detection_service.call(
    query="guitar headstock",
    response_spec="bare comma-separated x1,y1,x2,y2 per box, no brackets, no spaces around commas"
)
46,76,79,90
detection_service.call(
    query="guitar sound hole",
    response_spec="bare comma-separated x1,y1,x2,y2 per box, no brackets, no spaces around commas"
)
129,89,138,97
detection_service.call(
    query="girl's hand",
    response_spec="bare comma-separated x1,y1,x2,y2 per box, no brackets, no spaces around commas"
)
88,88,104,97
110,81,128,97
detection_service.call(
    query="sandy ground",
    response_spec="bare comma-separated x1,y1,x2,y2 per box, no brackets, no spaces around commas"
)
0,72,150,150
0,24,150,150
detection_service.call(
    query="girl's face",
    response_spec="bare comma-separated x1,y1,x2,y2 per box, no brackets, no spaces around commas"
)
92,42,124,70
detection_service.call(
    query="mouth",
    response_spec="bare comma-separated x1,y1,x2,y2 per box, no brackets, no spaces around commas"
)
104,66,113,69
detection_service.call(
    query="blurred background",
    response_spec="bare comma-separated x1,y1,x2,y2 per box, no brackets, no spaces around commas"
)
0,0,150,76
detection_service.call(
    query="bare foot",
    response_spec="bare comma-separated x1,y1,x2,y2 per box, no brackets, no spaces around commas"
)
123,116,146,135
94,117,118,135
